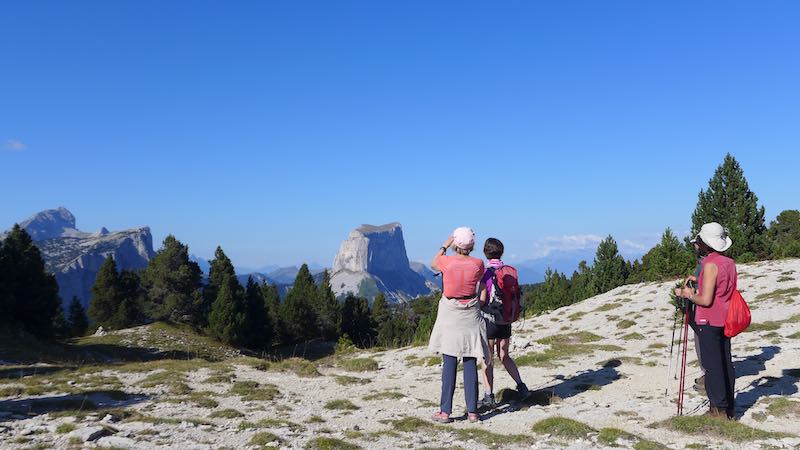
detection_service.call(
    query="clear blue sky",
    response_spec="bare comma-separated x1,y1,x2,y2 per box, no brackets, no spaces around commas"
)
2,2,799,268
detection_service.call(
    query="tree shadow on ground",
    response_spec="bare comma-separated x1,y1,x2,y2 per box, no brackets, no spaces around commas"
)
734,345,780,377
480,359,622,420
734,368,800,417
268,340,337,362
0,390,148,422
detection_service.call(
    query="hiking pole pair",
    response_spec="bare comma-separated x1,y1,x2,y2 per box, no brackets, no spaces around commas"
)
663,308,680,400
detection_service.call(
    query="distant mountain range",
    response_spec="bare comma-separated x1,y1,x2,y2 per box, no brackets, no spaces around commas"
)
512,247,648,284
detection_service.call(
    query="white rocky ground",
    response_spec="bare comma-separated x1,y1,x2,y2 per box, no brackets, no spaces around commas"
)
2,259,800,450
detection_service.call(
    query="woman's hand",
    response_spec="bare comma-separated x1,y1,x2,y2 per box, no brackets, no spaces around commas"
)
442,236,454,249
684,275,698,287
674,287,694,299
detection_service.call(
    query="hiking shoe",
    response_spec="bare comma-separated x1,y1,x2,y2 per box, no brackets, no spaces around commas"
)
517,382,530,398
431,412,453,423
478,393,496,410
703,407,730,420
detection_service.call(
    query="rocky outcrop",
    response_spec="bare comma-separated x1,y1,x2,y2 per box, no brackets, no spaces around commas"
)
330,223,433,303
2,208,154,309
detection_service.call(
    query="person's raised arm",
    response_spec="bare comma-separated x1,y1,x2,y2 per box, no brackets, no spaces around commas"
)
478,281,487,305
675,263,717,307
431,235,454,272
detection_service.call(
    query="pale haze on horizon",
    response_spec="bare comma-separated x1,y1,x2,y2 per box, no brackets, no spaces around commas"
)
1,2,799,269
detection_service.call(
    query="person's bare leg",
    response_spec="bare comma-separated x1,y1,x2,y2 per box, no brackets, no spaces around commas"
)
482,339,496,395
499,338,522,384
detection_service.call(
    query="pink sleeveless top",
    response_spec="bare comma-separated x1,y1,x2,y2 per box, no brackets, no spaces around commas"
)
695,252,737,327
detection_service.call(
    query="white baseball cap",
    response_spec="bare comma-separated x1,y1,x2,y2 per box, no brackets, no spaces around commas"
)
452,227,475,250
691,222,733,253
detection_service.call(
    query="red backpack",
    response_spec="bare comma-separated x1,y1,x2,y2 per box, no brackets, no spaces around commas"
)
485,265,523,324
724,279,751,338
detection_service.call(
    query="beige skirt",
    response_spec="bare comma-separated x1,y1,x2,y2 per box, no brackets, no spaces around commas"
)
427,295,489,365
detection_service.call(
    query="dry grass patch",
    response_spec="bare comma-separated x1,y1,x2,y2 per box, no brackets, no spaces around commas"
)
334,375,371,386
532,417,595,439
363,391,405,401
622,332,645,341
239,418,306,432
755,287,800,302
209,408,244,419
229,380,280,401
324,399,359,410
306,437,361,450
338,358,379,372
594,303,622,312
657,416,790,441
617,319,636,329
249,431,283,447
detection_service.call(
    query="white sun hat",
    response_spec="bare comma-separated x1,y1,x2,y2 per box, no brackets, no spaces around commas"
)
691,222,733,253
452,226,475,250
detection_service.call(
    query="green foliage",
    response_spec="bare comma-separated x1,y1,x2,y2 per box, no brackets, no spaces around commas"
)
660,415,787,441
526,268,571,313
314,270,341,340
341,294,372,346
593,235,628,293
768,210,800,258
306,437,361,450
323,399,359,410
570,261,597,302
67,296,89,337
640,228,695,281
281,264,319,343
691,154,768,260
0,225,61,338
261,282,284,345
141,235,204,325
370,293,390,335
207,275,246,345
242,276,270,349
88,257,141,330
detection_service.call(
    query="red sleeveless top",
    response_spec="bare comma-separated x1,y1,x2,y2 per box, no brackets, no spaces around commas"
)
695,252,737,327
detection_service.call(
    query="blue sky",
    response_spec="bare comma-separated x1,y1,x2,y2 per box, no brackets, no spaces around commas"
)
2,2,799,268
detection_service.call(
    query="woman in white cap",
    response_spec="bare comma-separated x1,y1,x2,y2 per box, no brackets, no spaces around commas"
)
675,222,737,419
428,227,489,423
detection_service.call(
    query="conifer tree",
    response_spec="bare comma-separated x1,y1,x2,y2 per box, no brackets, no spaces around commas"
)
88,256,121,328
314,270,341,341
141,235,204,325
207,275,246,345
116,270,145,328
767,210,800,258
243,276,269,348
67,296,89,337
281,264,319,343
0,225,61,338
262,282,283,345
691,154,767,261
640,228,695,281
370,293,390,339
204,246,236,320
592,235,627,293
341,294,372,346
569,261,597,302
52,303,70,339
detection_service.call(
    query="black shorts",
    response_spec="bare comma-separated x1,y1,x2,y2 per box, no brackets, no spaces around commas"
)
486,321,512,340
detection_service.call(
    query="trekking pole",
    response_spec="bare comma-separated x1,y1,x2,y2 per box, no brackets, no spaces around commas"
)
677,307,690,416
674,308,684,380
663,309,679,399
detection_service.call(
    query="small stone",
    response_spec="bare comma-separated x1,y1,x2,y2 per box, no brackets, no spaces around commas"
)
101,414,119,423
68,426,109,442
20,428,34,436
96,436,136,448
353,425,360,431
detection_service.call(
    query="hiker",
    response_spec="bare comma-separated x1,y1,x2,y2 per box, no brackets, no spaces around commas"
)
477,238,529,409
428,227,490,423
688,256,707,394
674,222,737,419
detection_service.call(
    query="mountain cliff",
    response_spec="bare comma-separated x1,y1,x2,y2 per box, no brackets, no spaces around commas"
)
330,223,433,303
2,207,154,309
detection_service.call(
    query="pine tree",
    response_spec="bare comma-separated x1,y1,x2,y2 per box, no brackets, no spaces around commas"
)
206,247,247,345
0,225,61,338
593,235,627,293
569,261,597,302
314,270,341,341
262,282,283,345
88,256,121,328
67,296,89,337
370,293,390,339
243,276,269,349
52,303,70,339
204,246,237,321
767,210,800,258
691,154,768,261
341,294,372,347
281,264,319,343
640,228,695,281
207,275,246,345
116,270,145,328
141,235,204,325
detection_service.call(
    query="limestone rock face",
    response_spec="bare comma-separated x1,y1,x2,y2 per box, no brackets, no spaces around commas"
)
331,223,433,303
2,208,155,309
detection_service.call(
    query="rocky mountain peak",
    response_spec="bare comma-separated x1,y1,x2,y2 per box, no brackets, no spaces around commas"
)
331,222,432,303
17,207,78,240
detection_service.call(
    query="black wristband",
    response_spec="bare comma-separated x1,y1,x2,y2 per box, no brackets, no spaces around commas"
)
440,246,447,253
